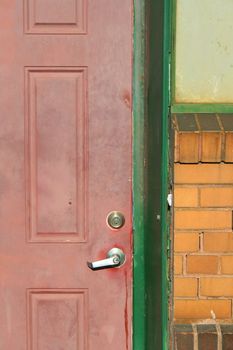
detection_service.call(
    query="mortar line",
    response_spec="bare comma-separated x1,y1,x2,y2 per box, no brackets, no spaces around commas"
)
216,323,222,350
192,324,198,350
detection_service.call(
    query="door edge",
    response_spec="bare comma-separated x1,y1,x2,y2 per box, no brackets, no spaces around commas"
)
133,1,146,349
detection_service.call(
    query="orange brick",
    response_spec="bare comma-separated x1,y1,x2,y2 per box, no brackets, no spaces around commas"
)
174,130,179,163
200,132,222,163
175,210,232,230
174,164,233,184
204,233,233,252
200,187,233,207
225,133,233,163
186,255,218,274
201,278,233,297
174,255,183,275
174,233,199,252
174,299,232,319
221,256,233,274
174,278,198,297
179,133,199,163
174,187,199,207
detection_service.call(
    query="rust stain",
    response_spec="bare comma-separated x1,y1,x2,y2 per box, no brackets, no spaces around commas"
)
122,90,131,109
124,270,129,350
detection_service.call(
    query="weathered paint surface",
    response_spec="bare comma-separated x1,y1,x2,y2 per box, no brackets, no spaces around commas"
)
175,0,233,103
0,1,132,349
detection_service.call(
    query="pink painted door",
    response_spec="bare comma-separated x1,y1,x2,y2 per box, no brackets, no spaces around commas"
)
0,1,132,349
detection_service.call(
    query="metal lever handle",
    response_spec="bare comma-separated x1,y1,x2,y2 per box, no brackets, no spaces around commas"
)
87,248,125,270
87,256,120,270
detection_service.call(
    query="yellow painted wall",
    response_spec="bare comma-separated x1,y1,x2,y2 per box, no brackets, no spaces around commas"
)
175,0,233,103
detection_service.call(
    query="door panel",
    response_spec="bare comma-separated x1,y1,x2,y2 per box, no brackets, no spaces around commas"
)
25,0,86,34
25,67,87,242
0,1,132,349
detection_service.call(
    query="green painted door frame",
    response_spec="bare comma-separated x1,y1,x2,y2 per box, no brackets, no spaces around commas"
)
133,1,171,349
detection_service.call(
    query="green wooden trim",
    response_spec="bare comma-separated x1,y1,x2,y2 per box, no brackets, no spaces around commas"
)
143,1,171,349
133,0,171,349
133,1,146,349
172,104,233,113
162,0,172,348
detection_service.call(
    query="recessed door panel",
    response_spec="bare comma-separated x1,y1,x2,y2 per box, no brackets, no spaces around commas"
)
24,0,87,33
28,289,87,350
25,68,87,242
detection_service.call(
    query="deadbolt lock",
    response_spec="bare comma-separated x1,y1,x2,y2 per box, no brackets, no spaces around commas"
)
107,211,125,229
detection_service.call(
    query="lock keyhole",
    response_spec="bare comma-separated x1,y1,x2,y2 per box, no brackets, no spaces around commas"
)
107,211,125,229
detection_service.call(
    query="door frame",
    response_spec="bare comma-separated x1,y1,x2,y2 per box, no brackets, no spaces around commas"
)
133,1,171,349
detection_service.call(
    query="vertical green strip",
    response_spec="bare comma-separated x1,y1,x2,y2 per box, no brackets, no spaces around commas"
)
133,0,171,349
133,1,146,350
162,0,172,348
145,0,164,347
144,0,171,349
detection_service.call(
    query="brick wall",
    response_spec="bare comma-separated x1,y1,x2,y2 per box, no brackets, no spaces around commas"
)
173,163,233,322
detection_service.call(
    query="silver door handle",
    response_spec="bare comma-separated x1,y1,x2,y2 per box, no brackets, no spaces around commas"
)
87,248,125,270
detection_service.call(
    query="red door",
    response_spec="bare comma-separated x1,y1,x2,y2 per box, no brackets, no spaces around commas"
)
0,1,132,349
